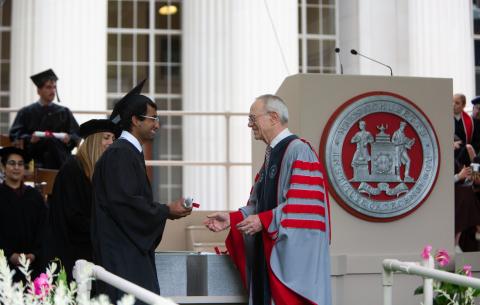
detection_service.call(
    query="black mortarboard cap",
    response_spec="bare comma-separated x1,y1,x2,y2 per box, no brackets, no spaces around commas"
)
30,69,61,102
0,146,31,164
30,69,58,88
110,78,147,125
79,119,116,139
472,96,480,106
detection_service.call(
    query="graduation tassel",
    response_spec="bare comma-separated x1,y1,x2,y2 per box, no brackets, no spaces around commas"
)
56,88,62,103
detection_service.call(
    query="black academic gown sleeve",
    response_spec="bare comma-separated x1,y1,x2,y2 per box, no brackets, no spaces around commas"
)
9,103,80,169
91,139,169,303
94,142,169,254
48,156,93,280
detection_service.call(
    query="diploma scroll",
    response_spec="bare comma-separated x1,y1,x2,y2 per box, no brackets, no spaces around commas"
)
33,131,67,140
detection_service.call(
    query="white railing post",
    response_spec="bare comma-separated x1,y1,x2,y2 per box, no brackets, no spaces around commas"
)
382,267,393,305
421,255,434,305
72,259,94,302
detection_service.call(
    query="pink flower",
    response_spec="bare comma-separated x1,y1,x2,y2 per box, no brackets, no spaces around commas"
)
435,249,450,267
421,245,432,259
463,265,473,277
33,273,51,297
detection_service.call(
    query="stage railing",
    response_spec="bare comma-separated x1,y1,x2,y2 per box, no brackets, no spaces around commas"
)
73,259,178,305
382,258,480,305
0,108,251,209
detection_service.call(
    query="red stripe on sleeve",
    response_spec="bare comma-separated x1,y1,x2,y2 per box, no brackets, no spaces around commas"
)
292,160,321,171
282,204,325,216
289,174,324,186
280,219,326,231
286,189,324,201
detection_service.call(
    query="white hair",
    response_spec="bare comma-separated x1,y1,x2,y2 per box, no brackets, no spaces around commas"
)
256,94,289,124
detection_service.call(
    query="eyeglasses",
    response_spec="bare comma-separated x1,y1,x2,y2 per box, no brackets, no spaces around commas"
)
6,160,25,167
140,115,160,122
248,112,270,124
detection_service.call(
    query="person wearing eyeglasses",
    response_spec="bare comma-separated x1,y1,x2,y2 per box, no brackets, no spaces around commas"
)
204,94,332,305
90,80,192,304
46,119,116,281
0,147,47,282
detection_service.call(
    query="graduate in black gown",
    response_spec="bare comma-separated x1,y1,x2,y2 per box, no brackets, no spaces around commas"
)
91,80,192,304
0,147,47,282
9,69,80,169
48,119,115,281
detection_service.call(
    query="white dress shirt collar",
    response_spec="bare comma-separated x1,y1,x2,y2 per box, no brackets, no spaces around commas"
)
270,128,292,149
119,130,143,153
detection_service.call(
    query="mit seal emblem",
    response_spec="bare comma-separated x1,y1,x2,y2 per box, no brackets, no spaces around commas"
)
320,92,440,221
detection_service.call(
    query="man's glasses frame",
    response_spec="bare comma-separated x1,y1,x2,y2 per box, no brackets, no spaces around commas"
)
248,112,271,124
140,115,160,123
6,160,25,167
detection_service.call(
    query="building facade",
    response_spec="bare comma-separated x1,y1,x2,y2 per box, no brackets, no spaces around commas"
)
0,0,475,209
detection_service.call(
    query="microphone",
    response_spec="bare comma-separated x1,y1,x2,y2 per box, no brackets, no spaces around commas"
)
334,47,344,75
350,49,393,76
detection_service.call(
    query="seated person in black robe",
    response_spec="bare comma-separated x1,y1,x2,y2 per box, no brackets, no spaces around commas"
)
48,119,115,281
0,147,47,282
9,69,80,169
91,80,192,304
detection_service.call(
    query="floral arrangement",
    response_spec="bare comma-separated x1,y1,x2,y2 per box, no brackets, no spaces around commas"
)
0,249,134,305
415,245,480,305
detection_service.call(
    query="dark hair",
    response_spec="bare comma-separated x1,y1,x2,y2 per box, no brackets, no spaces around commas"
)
1,152,24,166
120,95,157,132
38,78,56,89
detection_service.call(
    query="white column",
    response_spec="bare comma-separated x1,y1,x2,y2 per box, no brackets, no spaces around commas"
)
339,0,409,76
408,0,474,101
10,0,107,123
340,0,474,100
182,0,298,210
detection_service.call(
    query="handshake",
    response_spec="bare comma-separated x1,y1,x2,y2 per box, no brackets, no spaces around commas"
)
167,197,200,220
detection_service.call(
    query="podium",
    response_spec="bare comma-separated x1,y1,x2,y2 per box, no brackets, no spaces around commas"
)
252,74,453,305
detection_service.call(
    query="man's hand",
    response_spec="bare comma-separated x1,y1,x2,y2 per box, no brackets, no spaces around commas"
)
236,214,262,235
9,253,21,266
167,197,192,220
204,212,230,232
62,133,71,144
31,134,40,143
458,165,472,181
454,140,463,150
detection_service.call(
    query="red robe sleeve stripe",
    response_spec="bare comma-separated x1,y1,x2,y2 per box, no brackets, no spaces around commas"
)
280,219,326,231
282,204,325,216
462,111,474,144
292,160,322,172
286,189,325,202
298,138,332,242
225,211,248,288
289,174,324,185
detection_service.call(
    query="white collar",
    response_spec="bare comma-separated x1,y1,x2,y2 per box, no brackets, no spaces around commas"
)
119,131,143,153
269,128,292,149
454,114,462,121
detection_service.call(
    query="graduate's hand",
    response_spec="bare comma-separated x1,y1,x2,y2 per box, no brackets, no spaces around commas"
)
236,214,262,235
167,197,192,220
31,134,40,143
26,253,35,263
204,212,230,232
9,253,21,266
62,133,71,144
